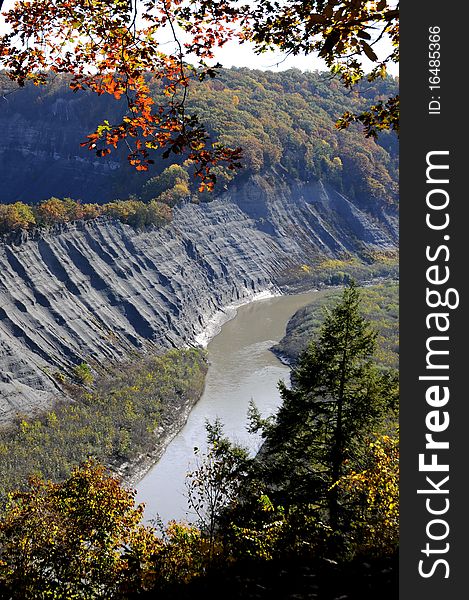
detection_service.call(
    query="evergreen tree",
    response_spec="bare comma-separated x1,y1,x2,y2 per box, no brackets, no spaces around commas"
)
258,282,398,529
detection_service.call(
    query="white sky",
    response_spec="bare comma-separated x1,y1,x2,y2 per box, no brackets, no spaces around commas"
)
0,0,398,75
207,37,397,75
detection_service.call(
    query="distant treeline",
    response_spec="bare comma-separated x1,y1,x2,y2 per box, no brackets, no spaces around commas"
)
0,163,196,234
0,197,173,234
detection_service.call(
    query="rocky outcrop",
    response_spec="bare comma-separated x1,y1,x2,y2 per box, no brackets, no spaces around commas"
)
0,171,398,422
0,94,122,203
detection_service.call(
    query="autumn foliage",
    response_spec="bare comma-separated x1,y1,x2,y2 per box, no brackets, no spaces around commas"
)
0,442,398,598
0,202,36,232
0,0,243,189
0,460,216,598
0,460,162,598
0,1,398,185
335,433,399,557
0,196,173,234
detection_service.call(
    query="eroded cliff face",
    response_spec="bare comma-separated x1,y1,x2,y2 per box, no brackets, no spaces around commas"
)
0,91,127,203
0,172,398,422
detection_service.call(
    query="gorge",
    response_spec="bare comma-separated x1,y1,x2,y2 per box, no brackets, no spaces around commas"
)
0,65,400,600
0,68,399,511
0,1,401,590
0,170,397,423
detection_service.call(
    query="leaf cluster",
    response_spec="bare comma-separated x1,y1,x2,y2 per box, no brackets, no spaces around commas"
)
0,460,161,599
0,0,243,182
176,0,399,137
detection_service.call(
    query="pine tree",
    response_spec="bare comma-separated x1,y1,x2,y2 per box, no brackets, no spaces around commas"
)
261,282,398,528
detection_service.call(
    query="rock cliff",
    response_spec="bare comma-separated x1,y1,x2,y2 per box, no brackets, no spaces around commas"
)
0,171,398,422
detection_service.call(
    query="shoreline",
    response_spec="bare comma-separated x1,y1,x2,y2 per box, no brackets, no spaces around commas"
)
193,287,280,348
118,286,281,490
116,383,207,489
116,277,394,492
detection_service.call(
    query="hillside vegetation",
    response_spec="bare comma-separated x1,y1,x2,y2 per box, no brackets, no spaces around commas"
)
0,349,207,504
0,196,173,235
273,281,399,369
0,68,398,210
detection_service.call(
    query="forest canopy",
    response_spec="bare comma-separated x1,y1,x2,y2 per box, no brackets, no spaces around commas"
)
0,67,398,209
0,0,399,186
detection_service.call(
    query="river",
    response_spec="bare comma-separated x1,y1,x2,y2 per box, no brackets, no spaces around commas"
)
136,290,320,524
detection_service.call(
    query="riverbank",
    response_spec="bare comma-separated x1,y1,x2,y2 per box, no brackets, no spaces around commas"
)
119,287,282,491
0,288,294,504
121,285,347,491
193,288,280,348
271,280,399,369
115,381,207,490
135,289,327,522
0,349,207,504
135,276,400,522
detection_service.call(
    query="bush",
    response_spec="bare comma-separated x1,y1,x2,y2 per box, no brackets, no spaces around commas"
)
0,460,161,599
72,362,93,385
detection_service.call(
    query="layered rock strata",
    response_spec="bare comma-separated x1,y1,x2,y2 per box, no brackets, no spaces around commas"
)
0,173,398,421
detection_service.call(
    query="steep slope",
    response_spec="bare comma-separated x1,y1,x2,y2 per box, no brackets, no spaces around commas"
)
0,170,397,422
0,68,398,209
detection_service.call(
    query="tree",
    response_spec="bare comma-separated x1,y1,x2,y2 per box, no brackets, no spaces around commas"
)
255,283,398,530
334,432,399,557
0,0,398,185
35,197,71,226
145,200,173,226
72,361,94,385
0,460,161,599
0,202,36,233
142,164,190,202
141,163,191,205
185,420,250,559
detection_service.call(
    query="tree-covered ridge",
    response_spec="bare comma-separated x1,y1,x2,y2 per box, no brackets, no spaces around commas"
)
0,0,398,178
0,68,398,208
0,349,207,505
0,195,174,235
273,281,399,369
184,68,398,208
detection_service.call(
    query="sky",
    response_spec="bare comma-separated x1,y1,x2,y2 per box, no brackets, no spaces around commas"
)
0,0,397,76
0,0,324,72
205,37,397,75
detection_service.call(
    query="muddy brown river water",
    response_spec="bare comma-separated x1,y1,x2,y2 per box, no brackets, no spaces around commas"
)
136,290,320,524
